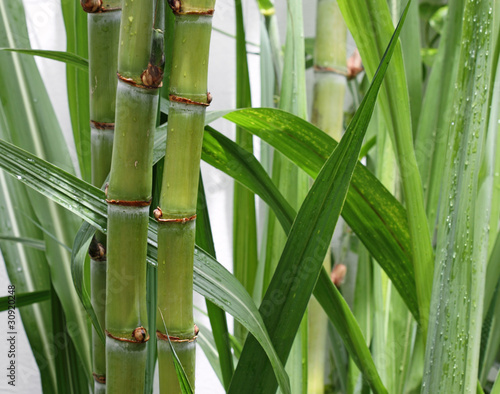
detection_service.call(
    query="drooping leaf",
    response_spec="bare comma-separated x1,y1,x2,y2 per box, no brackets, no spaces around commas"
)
0,289,49,311
0,48,88,70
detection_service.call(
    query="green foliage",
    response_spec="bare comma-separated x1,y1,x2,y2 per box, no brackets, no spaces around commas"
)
1,0,499,393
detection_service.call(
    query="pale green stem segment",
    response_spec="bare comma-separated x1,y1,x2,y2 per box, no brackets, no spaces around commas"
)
308,1,346,393
156,3,215,392
105,0,159,392
84,3,121,391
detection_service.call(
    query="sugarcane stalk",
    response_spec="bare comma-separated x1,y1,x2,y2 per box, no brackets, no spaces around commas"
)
155,1,215,391
308,1,346,393
81,1,121,391
105,0,163,391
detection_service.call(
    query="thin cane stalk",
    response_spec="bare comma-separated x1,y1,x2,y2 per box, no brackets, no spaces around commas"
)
155,0,215,391
308,1,346,392
81,1,121,391
105,0,163,391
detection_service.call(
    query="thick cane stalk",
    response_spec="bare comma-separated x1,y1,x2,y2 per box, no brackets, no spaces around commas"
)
80,1,121,392
308,1,346,393
155,0,215,391
105,0,163,392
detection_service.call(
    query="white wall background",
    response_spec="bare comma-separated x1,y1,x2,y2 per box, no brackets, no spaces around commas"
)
0,0,338,392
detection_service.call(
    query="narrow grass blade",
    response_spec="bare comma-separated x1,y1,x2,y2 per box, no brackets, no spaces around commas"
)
71,221,105,343
0,0,91,379
196,174,234,389
0,290,49,311
196,323,223,385
61,0,91,182
0,235,45,250
0,48,88,70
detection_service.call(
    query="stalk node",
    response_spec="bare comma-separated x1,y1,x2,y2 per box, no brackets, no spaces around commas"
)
81,0,121,13
81,0,102,13
105,198,152,207
313,64,348,77
153,207,163,220
169,94,211,107
89,236,106,261
132,326,148,343
167,0,214,15
141,64,164,88
116,72,159,90
90,120,115,130
330,264,347,287
105,328,150,343
155,214,197,223
347,49,363,80
92,373,106,384
156,325,199,343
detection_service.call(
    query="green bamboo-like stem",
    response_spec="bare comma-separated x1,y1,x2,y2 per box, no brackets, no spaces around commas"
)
308,1,346,392
82,2,121,391
156,1,215,391
105,0,161,391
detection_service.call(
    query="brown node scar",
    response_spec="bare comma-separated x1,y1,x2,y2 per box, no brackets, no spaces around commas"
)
154,209,197,223
88,237,106,261
330,264,347,288
92,373,106,384
105,327,150,343
169,94,211,107
90,120,115,130
106,198,152,207
81,0,102,13
156,325,199,343
141,64,164,88
314,65,348,77
117,72,157,90
347,49,363,80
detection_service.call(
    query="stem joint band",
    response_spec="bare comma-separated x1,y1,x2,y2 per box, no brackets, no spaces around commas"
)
81,0,120,13
90,120,115,130
92,373,106,384
156,325,199,343
169,93,211,107
153,207,196,223
105,327,150,343
106,198,152,207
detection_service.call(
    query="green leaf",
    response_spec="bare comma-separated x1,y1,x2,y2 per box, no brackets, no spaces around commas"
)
0,289,49,311
228,4,412,392
0,234,45,250
70,222,105,344
0,0,91,382
0,48,88,70
222,108,417,319
196,174,234,390
61,0,91,183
